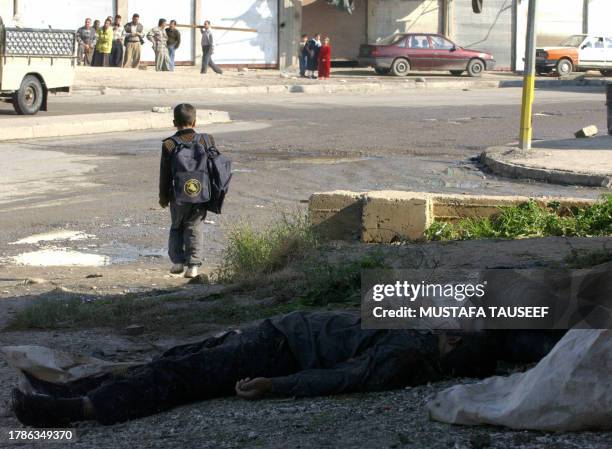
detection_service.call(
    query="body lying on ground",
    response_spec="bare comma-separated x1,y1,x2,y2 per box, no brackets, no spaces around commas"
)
11,311,563,427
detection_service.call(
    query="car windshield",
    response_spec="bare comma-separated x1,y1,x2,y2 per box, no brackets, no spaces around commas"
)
376,33,406,46
559,35,586,47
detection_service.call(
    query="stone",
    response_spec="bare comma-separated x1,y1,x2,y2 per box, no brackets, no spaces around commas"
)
575,125,598,138
362,191,432,243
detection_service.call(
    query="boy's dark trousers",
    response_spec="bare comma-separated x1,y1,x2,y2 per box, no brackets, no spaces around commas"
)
168,202,206,266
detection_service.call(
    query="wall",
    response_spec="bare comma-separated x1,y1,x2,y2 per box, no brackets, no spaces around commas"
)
535,0,583,46
451,0,513,70
19,0,114,29
587,0,612,35
200,0,278,65
302,0,366,60
367,0,441,42
278,0,301,68
129,0,194,63
0,0,12,22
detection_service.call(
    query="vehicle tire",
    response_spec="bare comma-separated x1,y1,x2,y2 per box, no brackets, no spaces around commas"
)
374,67,390,75
600,70,612,77
555,58,573,77
13,75,44,115
450,70,464,77
391,58,410,77
466,59,485,77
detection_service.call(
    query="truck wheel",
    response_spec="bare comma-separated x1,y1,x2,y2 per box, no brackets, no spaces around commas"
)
555,59,573,77
391,58,410,77
13,75,44,115
467,59,485,77
450,70,464,76
374,67,390,75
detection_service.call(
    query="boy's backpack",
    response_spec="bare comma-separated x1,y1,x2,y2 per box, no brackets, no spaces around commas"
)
170,133,211,205
202,134,232,214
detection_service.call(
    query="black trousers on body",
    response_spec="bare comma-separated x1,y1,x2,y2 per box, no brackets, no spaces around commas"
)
83,321,297,424
201,45,223,74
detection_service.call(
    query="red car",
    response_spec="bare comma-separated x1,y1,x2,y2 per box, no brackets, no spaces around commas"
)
359,33,495,77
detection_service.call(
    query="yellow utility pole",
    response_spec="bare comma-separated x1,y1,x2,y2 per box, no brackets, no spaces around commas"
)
519,0,538,150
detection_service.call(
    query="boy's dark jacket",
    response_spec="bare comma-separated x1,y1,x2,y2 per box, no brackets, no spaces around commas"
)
159,129,216,206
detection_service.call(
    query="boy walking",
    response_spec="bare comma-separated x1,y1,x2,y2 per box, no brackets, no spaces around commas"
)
159,104,213,278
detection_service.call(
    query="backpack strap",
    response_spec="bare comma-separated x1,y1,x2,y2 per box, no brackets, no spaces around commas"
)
202,133,212,149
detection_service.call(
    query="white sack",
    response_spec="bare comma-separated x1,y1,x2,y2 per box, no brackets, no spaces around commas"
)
427,329,612,431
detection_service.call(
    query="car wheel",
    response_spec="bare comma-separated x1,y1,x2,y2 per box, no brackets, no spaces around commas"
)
555,58,573,77
450,70,464,77
391,58,410,77
13,75,44,115
467,59,485,77
374,67,390,75
600,70,612,77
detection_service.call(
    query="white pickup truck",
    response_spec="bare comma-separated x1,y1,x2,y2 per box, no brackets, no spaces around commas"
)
0,16,76,114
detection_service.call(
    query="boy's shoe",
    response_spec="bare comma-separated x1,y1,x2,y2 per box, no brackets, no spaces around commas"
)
184,266,198,278
170,263,184,274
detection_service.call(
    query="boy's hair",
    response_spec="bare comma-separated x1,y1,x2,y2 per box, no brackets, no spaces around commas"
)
132,13,139,18
174,104,196,127
170,20,177,25
158,18,167,27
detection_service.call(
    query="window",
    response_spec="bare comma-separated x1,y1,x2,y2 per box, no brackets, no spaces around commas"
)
430,36,454,50
407,35,430,49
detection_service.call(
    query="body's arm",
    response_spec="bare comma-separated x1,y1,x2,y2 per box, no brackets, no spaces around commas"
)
176,30,181,49
146,28,156,44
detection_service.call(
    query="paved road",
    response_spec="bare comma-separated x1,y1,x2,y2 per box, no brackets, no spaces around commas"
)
0,87,608,271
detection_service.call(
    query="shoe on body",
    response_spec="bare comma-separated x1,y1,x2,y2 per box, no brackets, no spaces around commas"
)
170,263,184,274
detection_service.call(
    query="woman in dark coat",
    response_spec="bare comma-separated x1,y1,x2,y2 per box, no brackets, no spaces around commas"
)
305,33,321,79
318,37,331,79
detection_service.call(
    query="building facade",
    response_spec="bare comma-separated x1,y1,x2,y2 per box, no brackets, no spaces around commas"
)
0,0,609,71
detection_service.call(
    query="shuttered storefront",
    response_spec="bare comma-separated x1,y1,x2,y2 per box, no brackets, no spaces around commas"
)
451,0,513,70
128,0,194,64
200,0,278,66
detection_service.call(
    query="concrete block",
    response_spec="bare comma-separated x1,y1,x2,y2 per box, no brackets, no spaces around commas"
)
575,125,598,138
308,191,365,240
362,191,432,243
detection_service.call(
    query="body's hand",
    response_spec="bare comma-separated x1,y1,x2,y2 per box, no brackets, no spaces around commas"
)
235,377,272,400
159,199,169,208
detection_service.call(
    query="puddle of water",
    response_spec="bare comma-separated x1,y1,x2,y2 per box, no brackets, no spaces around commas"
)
10,230,94,245
13,249,110,267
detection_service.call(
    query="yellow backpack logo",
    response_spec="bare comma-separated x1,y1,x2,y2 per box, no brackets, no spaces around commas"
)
184,179,202,197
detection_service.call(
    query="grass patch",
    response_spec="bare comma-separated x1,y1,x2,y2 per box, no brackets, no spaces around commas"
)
426,195,612,241
215,212,320,284
300,252,389,306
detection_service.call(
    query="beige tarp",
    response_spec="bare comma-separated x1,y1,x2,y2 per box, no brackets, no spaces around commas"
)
427,329,612,431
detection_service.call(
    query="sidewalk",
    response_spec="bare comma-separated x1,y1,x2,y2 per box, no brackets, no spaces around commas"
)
481,136,612,188
71,66,611,97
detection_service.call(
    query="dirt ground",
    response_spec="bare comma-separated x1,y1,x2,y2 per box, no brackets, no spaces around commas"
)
1,237,611,449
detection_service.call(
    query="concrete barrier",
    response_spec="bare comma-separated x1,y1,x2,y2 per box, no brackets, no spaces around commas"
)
309,190,597,243
0,110,231,141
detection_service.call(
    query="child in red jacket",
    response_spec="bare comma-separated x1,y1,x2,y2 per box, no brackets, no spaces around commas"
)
318,37,331,80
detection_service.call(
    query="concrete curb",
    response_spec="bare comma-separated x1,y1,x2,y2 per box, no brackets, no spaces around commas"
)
0,109,231,141
309,190,596,243
70,76,609,97
481,146,612,188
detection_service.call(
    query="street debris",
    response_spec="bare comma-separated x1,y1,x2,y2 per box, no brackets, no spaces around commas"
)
574,125,598,138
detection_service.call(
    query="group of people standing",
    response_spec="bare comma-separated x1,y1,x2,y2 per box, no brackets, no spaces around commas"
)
76,14,182,72
299,33,332,80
